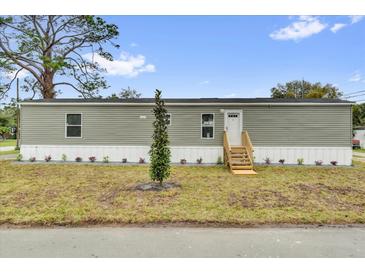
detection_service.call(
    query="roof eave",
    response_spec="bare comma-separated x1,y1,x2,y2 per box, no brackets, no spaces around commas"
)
19,102,354,106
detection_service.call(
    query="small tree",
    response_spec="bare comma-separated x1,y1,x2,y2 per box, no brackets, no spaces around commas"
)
0,126,10,140
271,80,342,99
149,89,171,185
106,86,141,99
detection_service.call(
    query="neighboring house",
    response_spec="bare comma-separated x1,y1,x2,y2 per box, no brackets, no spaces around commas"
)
19,98,353,167
353,127,365,149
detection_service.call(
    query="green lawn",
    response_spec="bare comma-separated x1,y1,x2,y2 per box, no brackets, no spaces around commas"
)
0,139,16,147
0,161,365,226
0,150,18,156
354,148,365,153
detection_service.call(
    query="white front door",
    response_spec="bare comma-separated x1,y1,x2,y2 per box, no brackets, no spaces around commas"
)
225,111,242,146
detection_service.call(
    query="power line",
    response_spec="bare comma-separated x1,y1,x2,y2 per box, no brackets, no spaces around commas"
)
342,90,365,97
343,93,365,99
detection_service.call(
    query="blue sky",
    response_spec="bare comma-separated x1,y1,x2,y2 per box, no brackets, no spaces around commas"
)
6,15,365,101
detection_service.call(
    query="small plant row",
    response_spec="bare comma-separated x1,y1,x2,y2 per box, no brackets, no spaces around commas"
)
179,156,224,165
16,154,146,164
16,154,225,165
263,157,338,166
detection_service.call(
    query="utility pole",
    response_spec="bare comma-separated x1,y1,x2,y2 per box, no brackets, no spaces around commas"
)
16,78,20,149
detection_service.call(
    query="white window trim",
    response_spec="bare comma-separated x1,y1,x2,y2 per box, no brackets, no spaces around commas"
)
201,113,215,140
65,113,83,139
166,113,172,126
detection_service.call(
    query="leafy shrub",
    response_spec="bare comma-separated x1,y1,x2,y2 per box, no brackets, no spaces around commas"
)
61,154,67,161
122,158,127,163
139,157,145,164
315,160,323,166
103,156,109,163
180,158,187,165
278,159,285,165
196,157,203,164
297,158,304,165
15,146,20,151
44,155,52,162
217,156,223,165
89,156,96,162
264,157,271,165
16,154,23,161
330,160,338,166
29,156,36,162
75,156,82,162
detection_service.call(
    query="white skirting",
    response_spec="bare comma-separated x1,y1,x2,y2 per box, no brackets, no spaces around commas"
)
20,145,352,166
20,145,223,164
253,146,352,166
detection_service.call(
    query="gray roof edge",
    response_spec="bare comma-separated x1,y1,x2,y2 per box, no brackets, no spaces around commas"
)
20,97,354,104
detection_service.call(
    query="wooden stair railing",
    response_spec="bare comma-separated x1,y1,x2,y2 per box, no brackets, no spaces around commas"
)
223,130,256,175
242,130,254,167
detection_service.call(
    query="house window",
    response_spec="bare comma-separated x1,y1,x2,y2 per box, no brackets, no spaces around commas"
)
166,113,171,126
66,114,82,138
201,113,214,139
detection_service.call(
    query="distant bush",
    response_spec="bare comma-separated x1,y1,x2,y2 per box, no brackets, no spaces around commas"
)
75,157,82,162
330,160,338,166
103,156,109,163
180,159,187,165
216,156,223,165
139,157,145,164
122,158,127,163
16,154,23,161
297,158,304,165
44,155,52,162
62,154,67,161
315,160,323,166
264,157,271,165
196,157,203,164
278,159,285,165
29,156,36,162
89,156,96,163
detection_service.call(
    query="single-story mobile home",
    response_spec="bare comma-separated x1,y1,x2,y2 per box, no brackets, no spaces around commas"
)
19,98,353,168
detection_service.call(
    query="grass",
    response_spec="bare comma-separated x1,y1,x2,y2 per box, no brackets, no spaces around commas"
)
0,161,365,226
354,149,365,153
0,139,16,147
0,150,18,156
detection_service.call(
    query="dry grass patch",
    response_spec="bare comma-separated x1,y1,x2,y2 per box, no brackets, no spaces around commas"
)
0,161,364,225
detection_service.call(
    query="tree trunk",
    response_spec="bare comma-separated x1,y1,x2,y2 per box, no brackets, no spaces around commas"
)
42,48,56,99
42,74,55,99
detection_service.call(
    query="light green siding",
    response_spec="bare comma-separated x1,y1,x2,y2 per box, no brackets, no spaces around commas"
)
243,106,352,147
20,105,224,146
20,104,352,147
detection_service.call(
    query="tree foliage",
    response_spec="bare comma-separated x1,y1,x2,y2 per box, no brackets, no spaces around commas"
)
0,100,16,127
0,16,119,99
106,86,141,99
271,80,342,99
149,89,171,185
0,100,16,140
353,103,365,127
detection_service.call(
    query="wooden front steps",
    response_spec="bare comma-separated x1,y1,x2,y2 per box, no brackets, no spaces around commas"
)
223,131,257,175
231,169,257,175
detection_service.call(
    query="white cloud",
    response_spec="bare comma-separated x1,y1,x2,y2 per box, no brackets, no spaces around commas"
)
224,93,237,98
2,69,29,80
349,15,364,24
330,23,347,33
270,16,327,41
84,51,156,78
199,80,210,85
349,71,362,82
130,42,139,47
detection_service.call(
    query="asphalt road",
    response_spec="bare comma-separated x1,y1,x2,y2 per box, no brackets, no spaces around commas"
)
1,226,365,258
